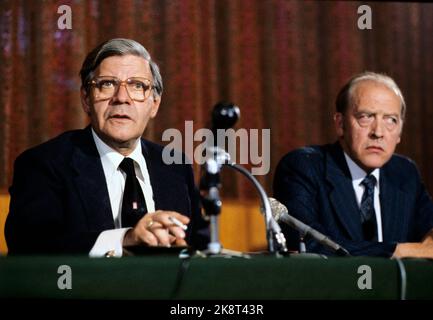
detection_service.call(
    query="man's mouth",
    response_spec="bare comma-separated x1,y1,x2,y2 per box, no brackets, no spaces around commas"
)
366,146,384,152
109,114,131,120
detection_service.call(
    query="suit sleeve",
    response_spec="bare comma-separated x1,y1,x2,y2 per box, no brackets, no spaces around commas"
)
5,151,100,254
408,163,433,242
273,151,397,257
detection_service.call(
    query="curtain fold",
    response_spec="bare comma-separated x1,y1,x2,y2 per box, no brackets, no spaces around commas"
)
1,0,433,199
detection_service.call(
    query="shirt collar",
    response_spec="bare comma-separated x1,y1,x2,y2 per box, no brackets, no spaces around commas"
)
343,152,380,186
91,128,144,176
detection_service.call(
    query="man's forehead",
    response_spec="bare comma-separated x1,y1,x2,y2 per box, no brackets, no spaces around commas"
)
350,81,402,113
353,80,399,99
96,54,151,76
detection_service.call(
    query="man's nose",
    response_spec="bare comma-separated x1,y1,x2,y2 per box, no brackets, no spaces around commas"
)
112,83,132,103
370,118,384,139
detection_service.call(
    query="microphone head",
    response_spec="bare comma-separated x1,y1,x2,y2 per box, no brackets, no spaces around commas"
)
211,101,240,131
268,197,288,222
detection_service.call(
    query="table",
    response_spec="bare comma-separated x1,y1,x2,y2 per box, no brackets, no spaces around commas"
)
1,254,432,300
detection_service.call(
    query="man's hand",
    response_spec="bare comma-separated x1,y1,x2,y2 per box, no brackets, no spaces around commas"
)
393,229,433,259
122,210,190,248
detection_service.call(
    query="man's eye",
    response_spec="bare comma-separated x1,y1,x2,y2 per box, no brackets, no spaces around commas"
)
131,81,145,89
355,113,374,127
385,117,398,125
358,113,371,119
129,81,148,91
357,114,372,122
99,80,116,88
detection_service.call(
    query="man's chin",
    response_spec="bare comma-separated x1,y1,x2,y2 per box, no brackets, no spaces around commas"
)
110,135,140,146
360,155,390,171
104,126,139,140
98,129,141,149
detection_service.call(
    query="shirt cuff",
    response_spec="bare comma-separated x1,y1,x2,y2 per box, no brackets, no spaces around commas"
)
89,228,131,258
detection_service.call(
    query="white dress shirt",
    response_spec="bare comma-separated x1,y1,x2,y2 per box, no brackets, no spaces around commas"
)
343,153,383,242
89,129,155,257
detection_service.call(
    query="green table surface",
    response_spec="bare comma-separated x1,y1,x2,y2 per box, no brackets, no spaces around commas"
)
1,254,432,300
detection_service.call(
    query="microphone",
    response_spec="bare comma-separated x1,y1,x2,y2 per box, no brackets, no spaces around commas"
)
200,101,287,254
269,197,350,256
199,102,239,254
200,102,239,197
211,101,240,133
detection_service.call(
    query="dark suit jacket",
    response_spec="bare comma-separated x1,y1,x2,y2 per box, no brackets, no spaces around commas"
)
5,127,209,254
273,142,433,257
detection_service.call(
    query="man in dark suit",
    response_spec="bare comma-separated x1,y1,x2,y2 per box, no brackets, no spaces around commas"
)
274,72,433,258
5,38,209,256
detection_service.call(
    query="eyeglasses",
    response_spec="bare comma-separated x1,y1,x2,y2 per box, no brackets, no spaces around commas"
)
89,76,154,102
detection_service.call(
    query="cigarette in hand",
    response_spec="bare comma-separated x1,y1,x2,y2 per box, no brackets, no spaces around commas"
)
169,216,188,231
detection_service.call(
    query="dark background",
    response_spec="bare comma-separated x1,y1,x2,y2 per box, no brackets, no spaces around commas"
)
1,0,433,201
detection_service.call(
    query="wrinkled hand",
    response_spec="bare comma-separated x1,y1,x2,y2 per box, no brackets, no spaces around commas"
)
123,210,190,248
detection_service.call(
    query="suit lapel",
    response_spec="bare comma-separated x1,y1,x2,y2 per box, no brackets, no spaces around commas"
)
141,140,166,210
70,127,114,230
142,140,184,211
326,143,364,240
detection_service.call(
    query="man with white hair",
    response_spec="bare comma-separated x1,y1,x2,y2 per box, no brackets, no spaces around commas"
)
274,72,433,257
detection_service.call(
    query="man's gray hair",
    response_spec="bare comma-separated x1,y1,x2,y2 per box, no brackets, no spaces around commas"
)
336,71,406,120
80,38,163,97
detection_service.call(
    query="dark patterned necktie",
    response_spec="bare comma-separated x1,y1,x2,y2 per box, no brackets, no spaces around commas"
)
360,174,378,241
119,157,147,227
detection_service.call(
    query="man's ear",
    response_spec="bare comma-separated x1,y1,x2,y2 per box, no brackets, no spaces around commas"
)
149,95,161,118
334,112,344,137
80,87,92,115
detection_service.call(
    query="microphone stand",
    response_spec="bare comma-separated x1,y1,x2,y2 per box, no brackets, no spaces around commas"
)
199,146,287,256
199,148,251,258
201,157,223,255
195,101,287,257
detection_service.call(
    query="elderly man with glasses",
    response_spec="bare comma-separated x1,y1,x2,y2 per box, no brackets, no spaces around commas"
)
5,38,209,256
